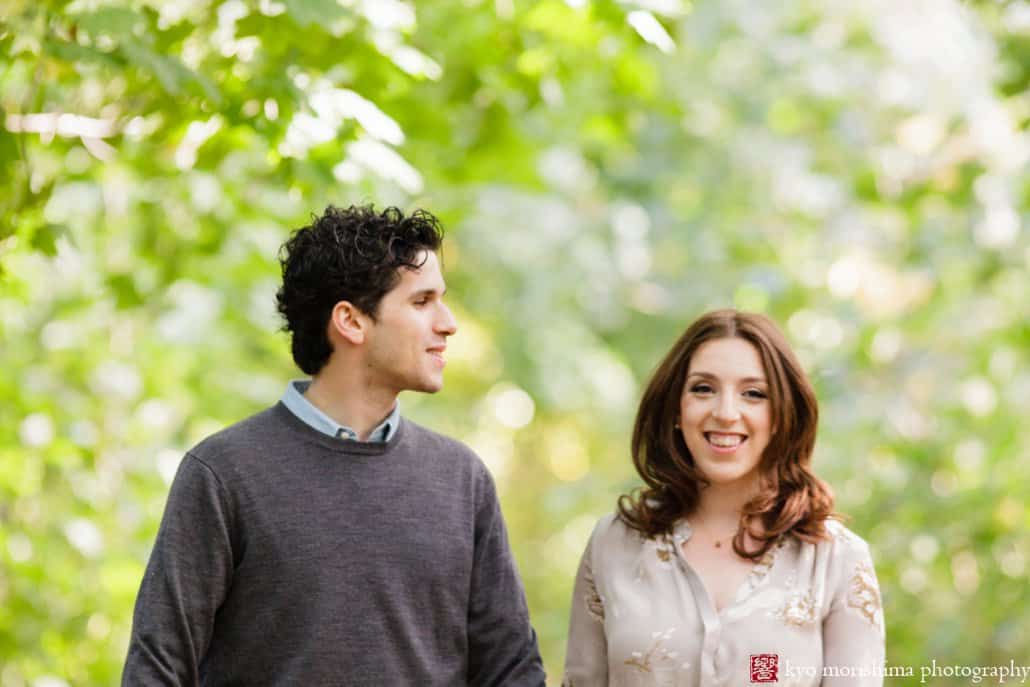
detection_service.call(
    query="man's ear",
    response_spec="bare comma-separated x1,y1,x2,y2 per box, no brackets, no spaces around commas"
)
328,300,368,346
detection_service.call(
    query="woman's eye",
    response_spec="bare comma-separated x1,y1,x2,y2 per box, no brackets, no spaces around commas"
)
744,389,767,400
690,384,714,394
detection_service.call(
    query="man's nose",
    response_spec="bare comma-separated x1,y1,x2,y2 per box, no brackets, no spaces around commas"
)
437,303,458,336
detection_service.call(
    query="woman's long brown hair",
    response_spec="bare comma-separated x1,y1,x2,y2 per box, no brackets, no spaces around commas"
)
617,309,836,561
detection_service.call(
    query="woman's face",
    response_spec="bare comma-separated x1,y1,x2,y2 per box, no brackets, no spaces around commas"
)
678,337,773,489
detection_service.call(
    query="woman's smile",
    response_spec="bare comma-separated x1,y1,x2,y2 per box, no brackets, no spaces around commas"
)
704,431,748,452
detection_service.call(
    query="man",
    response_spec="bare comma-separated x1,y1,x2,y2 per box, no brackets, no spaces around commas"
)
123,205,545,686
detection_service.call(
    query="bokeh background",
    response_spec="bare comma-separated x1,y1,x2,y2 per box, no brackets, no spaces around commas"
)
2,0,1029,684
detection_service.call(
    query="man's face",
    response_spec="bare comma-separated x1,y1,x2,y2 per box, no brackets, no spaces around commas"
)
363,250,457,395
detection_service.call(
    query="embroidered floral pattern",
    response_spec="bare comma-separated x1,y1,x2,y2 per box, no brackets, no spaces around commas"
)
774,589,819,626
654,536,675,565
847,559,883,629
624,627,686,673
583,564,605,624
737,537,783,602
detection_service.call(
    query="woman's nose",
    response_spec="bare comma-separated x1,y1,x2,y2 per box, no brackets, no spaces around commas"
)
712,394,741,422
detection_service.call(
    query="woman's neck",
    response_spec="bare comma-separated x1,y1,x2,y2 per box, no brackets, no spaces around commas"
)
693,477,759,527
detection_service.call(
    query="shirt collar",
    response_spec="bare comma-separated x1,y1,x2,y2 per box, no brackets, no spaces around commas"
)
280,379,400,443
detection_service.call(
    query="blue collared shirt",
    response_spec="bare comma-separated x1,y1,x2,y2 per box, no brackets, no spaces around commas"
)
280,380,400,443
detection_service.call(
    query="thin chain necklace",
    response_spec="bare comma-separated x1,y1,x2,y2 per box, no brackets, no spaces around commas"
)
692,516,739,549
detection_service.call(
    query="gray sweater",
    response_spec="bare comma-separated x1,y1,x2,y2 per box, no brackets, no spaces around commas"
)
122,403,545,686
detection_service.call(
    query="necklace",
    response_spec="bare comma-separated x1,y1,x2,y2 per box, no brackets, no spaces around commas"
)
692,517,739,549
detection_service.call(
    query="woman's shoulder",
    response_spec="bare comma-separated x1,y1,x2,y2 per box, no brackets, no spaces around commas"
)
822,518,872,550
584,512,674,586
587,511,653,551
815,520,884,629
589,511,626,541
809,518,877,572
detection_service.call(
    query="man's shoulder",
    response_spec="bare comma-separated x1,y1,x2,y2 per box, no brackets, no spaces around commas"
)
400,418,480,463
188,404,288,465
398,417,495,483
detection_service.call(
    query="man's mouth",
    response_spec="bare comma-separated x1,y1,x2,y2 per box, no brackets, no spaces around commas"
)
704,432,747,451
427,347,446,367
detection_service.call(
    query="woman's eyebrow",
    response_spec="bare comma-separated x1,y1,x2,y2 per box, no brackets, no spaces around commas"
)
686,371,767,384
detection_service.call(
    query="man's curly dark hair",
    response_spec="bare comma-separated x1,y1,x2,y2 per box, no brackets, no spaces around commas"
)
275,204,445,375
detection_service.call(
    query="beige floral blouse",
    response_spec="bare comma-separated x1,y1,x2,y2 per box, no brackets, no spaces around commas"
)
563,514,885,687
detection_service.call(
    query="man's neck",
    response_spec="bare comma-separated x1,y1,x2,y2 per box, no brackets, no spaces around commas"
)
304,367,397,441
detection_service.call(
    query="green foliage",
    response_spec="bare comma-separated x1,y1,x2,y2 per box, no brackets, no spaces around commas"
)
2,0,1029,684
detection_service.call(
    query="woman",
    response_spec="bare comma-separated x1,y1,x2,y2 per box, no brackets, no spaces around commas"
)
563,310,884,687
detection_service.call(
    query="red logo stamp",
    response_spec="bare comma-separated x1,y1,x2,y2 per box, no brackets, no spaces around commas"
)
750,654,779,683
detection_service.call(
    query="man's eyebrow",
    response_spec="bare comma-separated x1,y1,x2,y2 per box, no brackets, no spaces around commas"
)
410,287,446,298
687,371,767,384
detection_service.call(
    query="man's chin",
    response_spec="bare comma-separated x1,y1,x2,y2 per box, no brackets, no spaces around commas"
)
412,377,444,394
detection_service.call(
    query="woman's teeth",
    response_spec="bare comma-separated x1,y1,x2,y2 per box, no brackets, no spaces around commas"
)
707,433,743,447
